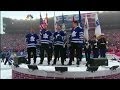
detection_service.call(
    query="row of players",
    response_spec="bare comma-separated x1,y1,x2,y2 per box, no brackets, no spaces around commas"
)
26,21,107,66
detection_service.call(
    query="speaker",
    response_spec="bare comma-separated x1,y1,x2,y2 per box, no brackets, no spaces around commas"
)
28,65,38,70
13,63,19,68
90,58,108,66
55,67,68,73
14,56,27,65
86,66,99,72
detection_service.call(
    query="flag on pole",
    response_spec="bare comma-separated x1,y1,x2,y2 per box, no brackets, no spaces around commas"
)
95,13,101,37
54,11,57,32
78,11,83,29
72,15,75,22
71,15,75,29
39,12,44,29
84,14,89,40
45,12,48,26
62,13,65,31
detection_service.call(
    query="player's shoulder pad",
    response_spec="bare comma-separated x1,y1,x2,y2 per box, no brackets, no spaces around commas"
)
26,33,30,37
48,31,52,35
60,30,64,33
77,26,83,31
55,32,58,35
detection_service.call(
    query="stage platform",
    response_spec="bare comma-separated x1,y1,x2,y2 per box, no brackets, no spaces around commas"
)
12,54,120,79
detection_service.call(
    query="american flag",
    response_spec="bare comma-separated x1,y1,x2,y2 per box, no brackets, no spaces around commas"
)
39,13,44,29
44,12,48,25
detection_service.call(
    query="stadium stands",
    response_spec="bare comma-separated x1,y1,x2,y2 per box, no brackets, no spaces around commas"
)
1,12,120,54
1,29,120,53
1,34,26,51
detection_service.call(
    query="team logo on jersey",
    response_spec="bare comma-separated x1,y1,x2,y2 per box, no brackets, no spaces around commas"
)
43,33,48,39
72,31,77,37
56,34,60,38
30,36,35,42
94,43,97,45
56,34,62,40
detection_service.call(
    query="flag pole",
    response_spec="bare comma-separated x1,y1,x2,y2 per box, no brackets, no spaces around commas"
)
62,12,65,31
84,13,89,41
29,14,33,29
95,12,101,38
40,11,41,29
78,11,84,32
54,11,57,32
0,11,1,34
78,11,82,28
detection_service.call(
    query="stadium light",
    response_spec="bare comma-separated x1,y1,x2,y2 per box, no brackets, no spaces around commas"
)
26,14,33,20
25,14,34,29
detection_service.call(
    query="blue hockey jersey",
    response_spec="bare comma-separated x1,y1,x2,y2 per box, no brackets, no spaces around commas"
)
5,50,11,59
70,26,84,44
53,30,65,46
40,29,52,44
26,33,39,48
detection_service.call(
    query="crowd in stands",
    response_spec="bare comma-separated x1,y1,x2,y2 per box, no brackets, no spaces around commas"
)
1,29,120,55
1,33,26,51
89,29,120,54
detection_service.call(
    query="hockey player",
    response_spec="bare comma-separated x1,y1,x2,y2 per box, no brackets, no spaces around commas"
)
52,25,66,65
4,49,12,65
1,50,6,62
68,21,84,66
39,24,52,65
25,28,39,64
